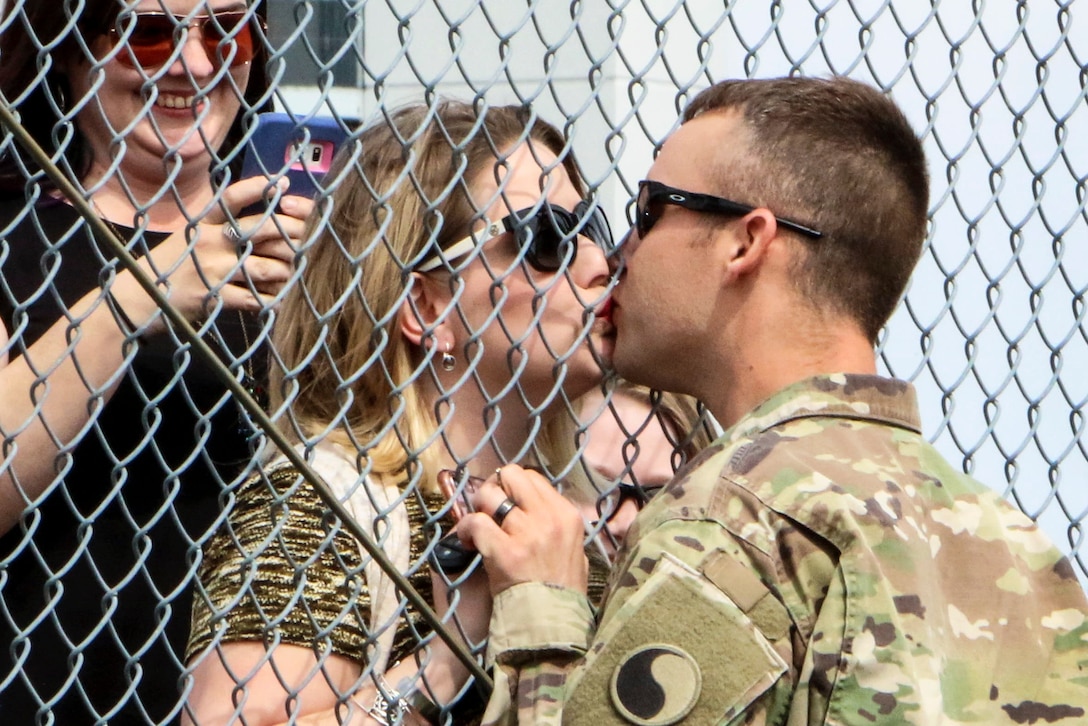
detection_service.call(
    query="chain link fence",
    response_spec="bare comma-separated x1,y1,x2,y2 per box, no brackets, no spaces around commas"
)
0,0,1084,723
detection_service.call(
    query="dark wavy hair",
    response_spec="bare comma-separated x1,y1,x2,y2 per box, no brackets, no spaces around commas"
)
0,0,271,195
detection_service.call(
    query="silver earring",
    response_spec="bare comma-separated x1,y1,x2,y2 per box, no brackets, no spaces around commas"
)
441,343,456,372
50,77,69,114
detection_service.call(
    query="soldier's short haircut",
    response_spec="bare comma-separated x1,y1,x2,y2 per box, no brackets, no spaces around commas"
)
683,77,930,344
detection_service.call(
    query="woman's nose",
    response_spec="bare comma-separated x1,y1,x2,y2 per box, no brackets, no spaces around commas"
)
166,28,216,78
573,237,611,289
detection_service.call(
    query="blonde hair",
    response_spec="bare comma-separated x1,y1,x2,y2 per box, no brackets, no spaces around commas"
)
270,100,589,495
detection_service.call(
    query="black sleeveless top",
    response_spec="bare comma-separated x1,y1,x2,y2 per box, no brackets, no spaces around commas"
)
0,195,265,724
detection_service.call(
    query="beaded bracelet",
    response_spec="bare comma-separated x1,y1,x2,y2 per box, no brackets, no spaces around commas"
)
351,672,421,726
400,683,441,725
350,689,409,726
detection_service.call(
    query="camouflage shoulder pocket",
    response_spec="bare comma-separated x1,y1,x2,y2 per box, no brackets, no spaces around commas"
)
563,553,787,725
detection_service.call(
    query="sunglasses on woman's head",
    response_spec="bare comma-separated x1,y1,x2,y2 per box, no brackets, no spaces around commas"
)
415,200,614,273
634,180,823,241
109,11,263,70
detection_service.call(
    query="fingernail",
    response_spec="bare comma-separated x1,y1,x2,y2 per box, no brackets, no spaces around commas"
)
279,196,297,212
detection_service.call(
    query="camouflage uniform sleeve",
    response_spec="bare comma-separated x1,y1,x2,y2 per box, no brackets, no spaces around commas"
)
481,582,595,725
567,518,794,725
480,517,796,725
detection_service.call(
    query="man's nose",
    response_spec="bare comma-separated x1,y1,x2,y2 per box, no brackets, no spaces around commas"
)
607,229,634,277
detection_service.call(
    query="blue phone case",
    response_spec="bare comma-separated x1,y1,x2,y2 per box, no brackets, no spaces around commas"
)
239,112,349,215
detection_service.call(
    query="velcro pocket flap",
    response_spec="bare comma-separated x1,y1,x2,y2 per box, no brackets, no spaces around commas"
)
563,552,788,725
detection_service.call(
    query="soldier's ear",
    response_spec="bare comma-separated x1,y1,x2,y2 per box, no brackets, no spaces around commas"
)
725,209,778,278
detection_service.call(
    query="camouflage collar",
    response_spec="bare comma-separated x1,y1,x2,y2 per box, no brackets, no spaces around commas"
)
725,374,922,444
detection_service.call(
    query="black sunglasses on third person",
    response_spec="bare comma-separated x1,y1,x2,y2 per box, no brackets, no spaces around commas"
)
592,482,666,527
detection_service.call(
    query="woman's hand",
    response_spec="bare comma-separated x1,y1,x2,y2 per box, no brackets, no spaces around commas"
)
108,176,315,333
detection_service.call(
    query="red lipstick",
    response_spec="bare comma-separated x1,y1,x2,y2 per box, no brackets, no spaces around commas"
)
599,296,613,324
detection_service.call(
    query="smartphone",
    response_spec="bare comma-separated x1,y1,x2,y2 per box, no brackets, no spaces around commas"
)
239,112,350,217
431,468,484,575
432,532,476,575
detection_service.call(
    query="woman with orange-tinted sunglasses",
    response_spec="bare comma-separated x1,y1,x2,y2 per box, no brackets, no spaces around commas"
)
0,1,309,722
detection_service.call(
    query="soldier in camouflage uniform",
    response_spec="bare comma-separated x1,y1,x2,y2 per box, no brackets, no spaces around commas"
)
457,76,1088,725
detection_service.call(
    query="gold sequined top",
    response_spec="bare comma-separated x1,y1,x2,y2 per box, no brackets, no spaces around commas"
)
187,464,448,666
585,545,611,609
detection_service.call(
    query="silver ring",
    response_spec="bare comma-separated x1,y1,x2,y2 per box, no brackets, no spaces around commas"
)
492,498,517,527
223,223,242,244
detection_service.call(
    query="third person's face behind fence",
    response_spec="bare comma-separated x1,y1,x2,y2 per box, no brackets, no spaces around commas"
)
66,0,253,176
454,142,613,406
580,389,676,559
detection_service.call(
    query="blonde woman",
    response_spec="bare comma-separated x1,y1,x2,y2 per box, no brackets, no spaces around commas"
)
185,100,614,725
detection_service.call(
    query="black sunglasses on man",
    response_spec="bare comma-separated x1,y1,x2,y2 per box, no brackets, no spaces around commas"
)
634,180,823,241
